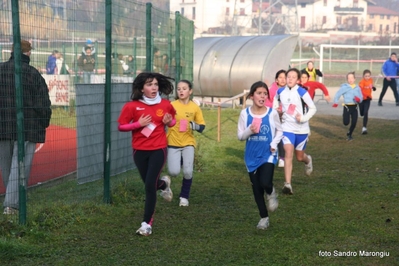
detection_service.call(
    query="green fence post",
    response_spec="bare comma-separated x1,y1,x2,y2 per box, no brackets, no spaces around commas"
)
94,40,99,73
103,0,112,204
113,40,118,75
133,37,137,78
74,43,79,84
146,3,152,72
11,0,26,225
175,11,181,94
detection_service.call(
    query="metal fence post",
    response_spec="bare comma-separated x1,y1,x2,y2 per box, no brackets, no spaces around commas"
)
146,3,152,72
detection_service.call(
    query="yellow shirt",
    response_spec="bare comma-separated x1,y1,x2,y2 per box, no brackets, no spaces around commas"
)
167,100,206,147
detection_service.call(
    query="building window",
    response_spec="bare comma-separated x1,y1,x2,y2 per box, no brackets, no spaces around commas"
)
380,15,384,19
226,7,230,16
182,0,184,3
240,0,244,2
386,25,390,32
323,0,327,6
379,24,383,32
370,14,374,19
181,7,184,16
239,8,245,15
387,15,391,20
192,7,196,20
353,0,358,7
226,0,229,2
322,16,326,24
368,24,372,31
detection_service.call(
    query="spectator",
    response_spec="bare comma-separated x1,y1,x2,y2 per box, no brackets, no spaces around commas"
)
0,40,52,215
153,47,163,73
78,46,96,83
46,49,59,74
56,53,70,75
82,39,96,56
125,55,135,75
378,52,399,106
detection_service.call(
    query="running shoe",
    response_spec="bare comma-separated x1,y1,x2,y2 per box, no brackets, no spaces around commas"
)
305,155,313,176
257,217,270,230
136,222,152,236
282,182,293,195
160,175,173,202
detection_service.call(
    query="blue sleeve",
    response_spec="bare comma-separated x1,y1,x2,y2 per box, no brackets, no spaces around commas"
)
297,87,308,97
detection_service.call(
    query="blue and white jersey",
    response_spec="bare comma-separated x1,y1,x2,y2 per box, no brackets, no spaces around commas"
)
237,107,283,172
273,84,317,134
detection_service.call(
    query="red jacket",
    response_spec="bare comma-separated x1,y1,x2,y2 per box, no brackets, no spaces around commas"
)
302,81,329,99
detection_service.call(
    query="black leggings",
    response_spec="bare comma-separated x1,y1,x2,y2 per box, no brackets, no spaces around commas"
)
359,99,371,127
343,105,358,136
379,78,399,103
133,148,167,224
248,163,275,218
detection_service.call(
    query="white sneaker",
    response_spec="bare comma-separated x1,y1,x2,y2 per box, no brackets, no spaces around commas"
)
160,175,173,202
257,217,270,230
179,197,189,207
3,207,18,215
278,159,285,168
361,127,367,135
282,182,293,195
136,222,152,236
266,187,278,212
305,155,313,176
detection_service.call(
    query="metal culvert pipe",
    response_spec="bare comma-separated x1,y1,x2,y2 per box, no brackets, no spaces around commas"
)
193,35,298,97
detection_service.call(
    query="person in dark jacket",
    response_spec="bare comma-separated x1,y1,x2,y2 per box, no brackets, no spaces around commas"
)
0,40,52,215
379,52,399,106
78,46,95,83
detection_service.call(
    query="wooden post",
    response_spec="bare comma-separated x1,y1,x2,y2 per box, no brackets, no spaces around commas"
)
217,98,221,142
242,91,247,109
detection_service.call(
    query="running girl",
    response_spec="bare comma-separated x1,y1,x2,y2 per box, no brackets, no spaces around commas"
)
238,81,283,229
117,72,176,236
167,80,205,207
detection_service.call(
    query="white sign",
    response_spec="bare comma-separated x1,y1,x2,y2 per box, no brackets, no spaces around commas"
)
43,74,71,106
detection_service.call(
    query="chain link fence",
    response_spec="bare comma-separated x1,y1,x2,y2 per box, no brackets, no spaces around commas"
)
0,0,193,223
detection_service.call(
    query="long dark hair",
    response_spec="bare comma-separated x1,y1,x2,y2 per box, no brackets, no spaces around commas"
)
248,81,269,100
131,72,174,100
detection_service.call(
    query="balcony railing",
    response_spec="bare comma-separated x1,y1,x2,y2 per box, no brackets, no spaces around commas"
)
334,7,364,13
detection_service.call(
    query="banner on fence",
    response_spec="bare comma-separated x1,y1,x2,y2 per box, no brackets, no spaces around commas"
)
43,74,71,106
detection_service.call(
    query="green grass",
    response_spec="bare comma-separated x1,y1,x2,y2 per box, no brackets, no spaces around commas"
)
1,108,398,265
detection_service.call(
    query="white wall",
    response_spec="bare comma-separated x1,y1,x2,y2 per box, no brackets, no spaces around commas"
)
283,0,369,32
170,0,252,34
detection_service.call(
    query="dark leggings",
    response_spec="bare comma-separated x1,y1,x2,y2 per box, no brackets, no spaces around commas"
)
359,99,371,127
133,148,167,225
248,163,275,218
343,105,358,136
379,78,399,103
278,141,285,158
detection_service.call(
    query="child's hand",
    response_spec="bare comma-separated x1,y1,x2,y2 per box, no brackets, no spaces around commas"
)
332,103,338,108
295,113,302,122
162,113,173,125
325,95,331,102
249,124,258,133
138,114,152,126
354,96,361,103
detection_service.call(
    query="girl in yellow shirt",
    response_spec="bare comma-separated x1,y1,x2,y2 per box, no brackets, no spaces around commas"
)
166,80,206,207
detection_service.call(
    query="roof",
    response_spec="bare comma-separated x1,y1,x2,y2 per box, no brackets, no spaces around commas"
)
281,0,376,5
368,6,399,16
252,2,281,13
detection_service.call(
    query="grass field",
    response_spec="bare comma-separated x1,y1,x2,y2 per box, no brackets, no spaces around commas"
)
1,108,398,265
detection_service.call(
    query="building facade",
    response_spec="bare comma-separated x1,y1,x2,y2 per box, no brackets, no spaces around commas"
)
170,0,253,34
